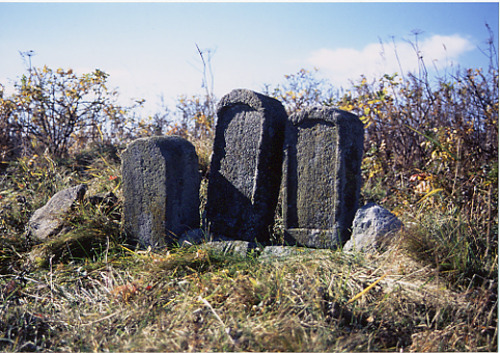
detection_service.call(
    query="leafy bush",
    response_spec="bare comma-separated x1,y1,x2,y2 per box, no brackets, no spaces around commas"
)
0,33,497,352
0,66,130,157
333,54,498,289
266,30,498,289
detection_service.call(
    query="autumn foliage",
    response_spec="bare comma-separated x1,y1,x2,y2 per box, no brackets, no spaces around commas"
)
0,37,498,352
268,58,498,287
0,36,498,289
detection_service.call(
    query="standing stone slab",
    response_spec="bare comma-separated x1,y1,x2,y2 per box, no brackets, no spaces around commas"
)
122,136,200,248
206,89,287,242
283,107,364,249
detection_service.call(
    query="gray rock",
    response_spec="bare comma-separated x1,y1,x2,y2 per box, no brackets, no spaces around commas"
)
258,245,334,262
206,89,287,243
343,203,403,252
201,240,260,258
28,184,87,242
259,245,315,259
121,136,201,248
178,230,260,258
282,107,364,249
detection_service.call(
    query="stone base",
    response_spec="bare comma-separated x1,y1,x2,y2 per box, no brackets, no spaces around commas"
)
284,228,345,249
201,240,261,258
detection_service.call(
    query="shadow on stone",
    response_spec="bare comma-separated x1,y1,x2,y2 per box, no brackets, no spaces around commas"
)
206,89,287,243
122,136,200,248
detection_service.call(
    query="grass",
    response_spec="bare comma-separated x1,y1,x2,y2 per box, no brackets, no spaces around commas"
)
0,237,496,352
1,48,498,350
0,144,497,352
403,208,498,289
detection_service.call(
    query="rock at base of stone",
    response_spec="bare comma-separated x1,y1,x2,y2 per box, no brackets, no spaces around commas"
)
201,240,260,258
28,184,87,242
284,228,344,250
178,229,261,258
259,245,315,259
283,107,364,249
206,89,287,243
343,203,403,253
258,245,335,262
121,136,201,248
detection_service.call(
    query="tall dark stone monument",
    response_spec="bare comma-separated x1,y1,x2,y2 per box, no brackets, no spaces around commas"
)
282,107,364,249
122,136,200,248
206,89,287,242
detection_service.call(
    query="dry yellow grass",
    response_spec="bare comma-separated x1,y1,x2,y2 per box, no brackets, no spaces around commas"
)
1,239,496,352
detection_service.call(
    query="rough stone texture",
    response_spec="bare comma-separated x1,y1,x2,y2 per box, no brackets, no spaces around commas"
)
121,136,200,248
259,245,315,260
343,203,403,252
206,89,287,243
282,107,364,249
201,240,260,258
258,246,333,262
28,184,87,242
178,229,260,257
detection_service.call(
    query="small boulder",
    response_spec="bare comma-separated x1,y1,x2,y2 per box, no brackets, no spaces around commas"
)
259,246,315,260
28,184,87,242
178,230,260,258
202,240,260,258
343,203,402,252
258,245,334,263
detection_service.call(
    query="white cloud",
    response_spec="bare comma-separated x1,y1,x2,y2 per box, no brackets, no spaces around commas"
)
307,34,474,87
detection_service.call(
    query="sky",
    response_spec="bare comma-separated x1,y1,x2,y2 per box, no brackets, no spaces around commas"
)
0,1,498,116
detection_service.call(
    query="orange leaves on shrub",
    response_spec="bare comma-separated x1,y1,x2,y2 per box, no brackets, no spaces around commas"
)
410,172,435,194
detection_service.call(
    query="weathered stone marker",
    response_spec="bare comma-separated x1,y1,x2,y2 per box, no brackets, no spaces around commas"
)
122,136,200,248
206,89,287,242
282,107,364,249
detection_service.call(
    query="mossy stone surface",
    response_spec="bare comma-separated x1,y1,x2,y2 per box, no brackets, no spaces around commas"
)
283,107,364,249
206,89,287,243
122,136,200,248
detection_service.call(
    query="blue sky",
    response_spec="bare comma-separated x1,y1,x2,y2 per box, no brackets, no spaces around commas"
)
0,2,498,115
